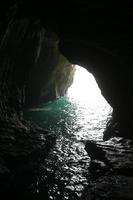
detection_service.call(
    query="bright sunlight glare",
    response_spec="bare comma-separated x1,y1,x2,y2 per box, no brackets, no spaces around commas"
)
67,65,107,106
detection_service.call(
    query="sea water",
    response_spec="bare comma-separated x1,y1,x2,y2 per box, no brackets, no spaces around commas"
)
25,96,112,199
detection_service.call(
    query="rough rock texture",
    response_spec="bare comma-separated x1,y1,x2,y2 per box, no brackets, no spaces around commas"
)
0,16,75,199
0,19,75,110
83,138,133,200
57,2,133,140
1,2,133,139
0,2,133,200
0,115,56,198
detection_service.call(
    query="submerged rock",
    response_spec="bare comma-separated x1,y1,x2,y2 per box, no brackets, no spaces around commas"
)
82,175,133,200
85,140,111,166
82,138,133,200
0,116,56,197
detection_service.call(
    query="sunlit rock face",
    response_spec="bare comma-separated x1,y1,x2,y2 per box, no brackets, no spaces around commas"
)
0,19,75,118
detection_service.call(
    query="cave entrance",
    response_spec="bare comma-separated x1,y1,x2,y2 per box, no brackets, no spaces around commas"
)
26,64,112,141
25,65,112,198
67,65,108,107
65,64,113,140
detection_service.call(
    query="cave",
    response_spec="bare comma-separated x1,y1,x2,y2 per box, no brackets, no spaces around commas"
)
0,1,133,200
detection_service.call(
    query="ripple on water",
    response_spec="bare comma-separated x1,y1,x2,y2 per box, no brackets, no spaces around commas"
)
25,96,112,199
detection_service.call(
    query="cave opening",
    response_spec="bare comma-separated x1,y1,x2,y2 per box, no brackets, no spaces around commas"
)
26,64,112,142
65,64,113,140
67,64,109,108
24,64,113,198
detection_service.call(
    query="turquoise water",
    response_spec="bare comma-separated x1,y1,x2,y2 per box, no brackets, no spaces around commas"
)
24,96,112,199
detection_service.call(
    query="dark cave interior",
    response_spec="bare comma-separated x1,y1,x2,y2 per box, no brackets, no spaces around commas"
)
0,1,133,199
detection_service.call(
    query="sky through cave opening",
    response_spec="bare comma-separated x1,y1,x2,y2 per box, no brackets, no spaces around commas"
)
67,65,111,109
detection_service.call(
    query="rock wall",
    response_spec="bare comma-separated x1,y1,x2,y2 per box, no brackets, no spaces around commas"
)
0,19,75,118
0,1,133,140
0,18,75,194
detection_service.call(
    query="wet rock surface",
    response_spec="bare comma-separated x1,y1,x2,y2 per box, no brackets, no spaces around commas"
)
0,2,133,199
0,19,75,108
0,116,56,198
0,118,133,200
82,138,133,200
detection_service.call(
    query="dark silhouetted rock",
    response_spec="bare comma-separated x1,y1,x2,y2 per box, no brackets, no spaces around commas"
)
85,140,110,166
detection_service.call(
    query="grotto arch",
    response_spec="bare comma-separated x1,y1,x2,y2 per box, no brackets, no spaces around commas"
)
0,18,132,139
58,38,133,139
0,1,132,141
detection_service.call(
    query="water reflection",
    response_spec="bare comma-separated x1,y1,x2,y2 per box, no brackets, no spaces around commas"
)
25,95,112,199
